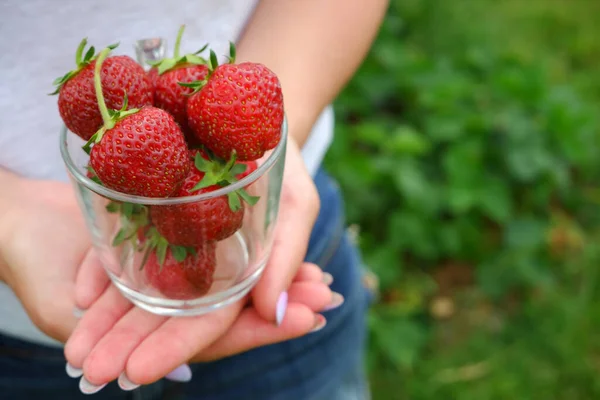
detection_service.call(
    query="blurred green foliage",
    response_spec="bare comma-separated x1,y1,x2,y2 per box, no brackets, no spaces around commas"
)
325,0,600,398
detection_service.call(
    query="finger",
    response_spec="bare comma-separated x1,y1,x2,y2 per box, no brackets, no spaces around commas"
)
292,262,330,284
193,304,326,362
124,300,245,385
244,263,326,309
82,307,168,385
64,284,133,368
287,281,336,312
74,248,110,311
251,174,320,325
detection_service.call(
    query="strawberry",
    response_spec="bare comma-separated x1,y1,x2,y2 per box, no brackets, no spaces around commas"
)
144,240,216,299
185,46,284,161
51,39,153,140
85,47,190,197
148,67,160,87
149,150,249,246
149,26,209,145
147,67,159,105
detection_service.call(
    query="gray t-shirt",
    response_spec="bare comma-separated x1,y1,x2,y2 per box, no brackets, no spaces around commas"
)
0,0,333,347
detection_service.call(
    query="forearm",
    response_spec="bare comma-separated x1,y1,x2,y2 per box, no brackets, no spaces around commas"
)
0,168,21,285
236,0,389,146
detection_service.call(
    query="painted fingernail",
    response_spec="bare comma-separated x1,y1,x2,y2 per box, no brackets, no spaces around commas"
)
275,291,288,326
65,363,83,378
79,376,107,395
165,364,193,382
310,314,327,333
73,306,86,318
118,372,140,391
324,292,344,311
322,272,334,286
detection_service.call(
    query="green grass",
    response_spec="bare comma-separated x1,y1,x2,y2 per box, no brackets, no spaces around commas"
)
328,1,600,398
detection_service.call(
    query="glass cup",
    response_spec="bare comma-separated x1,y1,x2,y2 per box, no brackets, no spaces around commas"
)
59,119,287,317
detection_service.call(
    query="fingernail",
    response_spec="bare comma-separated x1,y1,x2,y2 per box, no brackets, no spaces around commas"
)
165,364,192,382
310,314,327,333
65,363,83,378
118,372,140,391
73,306,86,318
322,272,334,286
275,291,288,326
323,292,344,311
79,376,107,395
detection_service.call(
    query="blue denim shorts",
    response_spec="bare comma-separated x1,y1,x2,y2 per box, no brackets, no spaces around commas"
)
0,168,372,400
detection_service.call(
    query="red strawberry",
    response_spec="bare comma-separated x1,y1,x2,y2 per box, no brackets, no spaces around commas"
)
90,106,189,197
147,67,160,105
149,150,245,246
144,242,216,299
149,25,209,145
86,47,190,197
186,47,284,161
51,40,153,141
148,67,160,87
156,65,208,143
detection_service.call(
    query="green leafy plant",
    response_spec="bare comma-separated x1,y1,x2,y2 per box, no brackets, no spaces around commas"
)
326,0,600,398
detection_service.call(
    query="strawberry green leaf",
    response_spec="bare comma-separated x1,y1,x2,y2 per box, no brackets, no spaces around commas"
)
122,202,134,218
209,50,219,71
170,245,188,262
223,151,237,171
106,201,121,213
201,146,221,162
157,58,177,75
227,41,236,64
227,192,242,212
178,79,207,94
156,237,169,268
83,45,95,63
75,38,88,65
191,174,218,191
86,165,103,184
139,246,153,271
230,164,247,176
184,54,207,65
194,43,209,55
112,228,132,246
194,152,212,172
237,188,260,206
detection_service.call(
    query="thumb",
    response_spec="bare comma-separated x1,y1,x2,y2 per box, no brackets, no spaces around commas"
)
250,139,320,325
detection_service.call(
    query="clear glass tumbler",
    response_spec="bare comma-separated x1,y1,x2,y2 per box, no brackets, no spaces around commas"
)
59,119,287,316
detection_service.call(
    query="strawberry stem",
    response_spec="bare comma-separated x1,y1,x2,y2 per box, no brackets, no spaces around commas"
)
174,24,185,59
93,48,115,130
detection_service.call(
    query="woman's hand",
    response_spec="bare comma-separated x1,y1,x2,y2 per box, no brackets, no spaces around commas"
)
0,175,104,343
62,137,337,393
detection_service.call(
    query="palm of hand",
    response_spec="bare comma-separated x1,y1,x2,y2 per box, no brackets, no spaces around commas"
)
2,180,92,342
